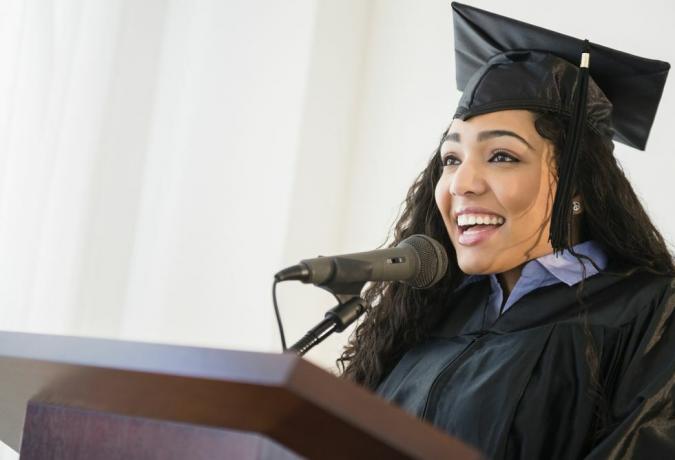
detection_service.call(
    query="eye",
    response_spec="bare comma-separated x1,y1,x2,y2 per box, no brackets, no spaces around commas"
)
442,154,461,167
489,150,519,163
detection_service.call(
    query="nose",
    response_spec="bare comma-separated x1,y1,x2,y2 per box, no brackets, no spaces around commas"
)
449,159,487,196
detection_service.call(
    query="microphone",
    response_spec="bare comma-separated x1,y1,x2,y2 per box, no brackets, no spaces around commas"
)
275,234,448,289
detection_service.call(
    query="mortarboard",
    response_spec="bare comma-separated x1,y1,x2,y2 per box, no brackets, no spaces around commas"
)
450,2,670,253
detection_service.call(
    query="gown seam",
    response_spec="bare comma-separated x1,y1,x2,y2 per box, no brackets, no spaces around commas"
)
499,323,558,459
420,332,487,421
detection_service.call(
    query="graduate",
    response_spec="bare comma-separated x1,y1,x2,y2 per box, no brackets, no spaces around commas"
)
338,3,675,458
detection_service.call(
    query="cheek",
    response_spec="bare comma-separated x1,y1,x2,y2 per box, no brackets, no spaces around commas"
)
434,176,456,239
434,176,450,214
492,166,547,221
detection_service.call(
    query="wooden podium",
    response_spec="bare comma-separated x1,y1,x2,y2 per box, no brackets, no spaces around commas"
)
0,331,482,459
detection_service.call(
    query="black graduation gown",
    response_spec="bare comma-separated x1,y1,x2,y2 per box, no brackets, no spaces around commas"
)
376,269,675,459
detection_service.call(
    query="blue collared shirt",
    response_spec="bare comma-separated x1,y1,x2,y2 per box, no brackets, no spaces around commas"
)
457,240,609,325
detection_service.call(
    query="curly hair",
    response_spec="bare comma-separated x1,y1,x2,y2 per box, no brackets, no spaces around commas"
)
337,111,675,390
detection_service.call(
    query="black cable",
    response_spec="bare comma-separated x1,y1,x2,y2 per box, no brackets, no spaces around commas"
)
272,279,287,351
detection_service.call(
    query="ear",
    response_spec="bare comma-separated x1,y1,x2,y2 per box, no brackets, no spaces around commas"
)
568,194,585,246
571,194,583,215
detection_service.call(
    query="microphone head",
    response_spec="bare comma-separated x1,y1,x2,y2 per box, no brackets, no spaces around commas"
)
397,235,448,288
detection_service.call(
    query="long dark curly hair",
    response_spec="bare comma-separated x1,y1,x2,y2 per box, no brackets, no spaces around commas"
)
337,110,675,390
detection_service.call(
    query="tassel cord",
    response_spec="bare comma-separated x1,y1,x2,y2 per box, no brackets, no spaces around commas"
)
550,39,591,253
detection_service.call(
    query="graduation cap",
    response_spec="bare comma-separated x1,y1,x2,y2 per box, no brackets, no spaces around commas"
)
450,2,670,253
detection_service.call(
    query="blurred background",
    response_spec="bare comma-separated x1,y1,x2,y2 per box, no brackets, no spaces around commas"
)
0,0,673,456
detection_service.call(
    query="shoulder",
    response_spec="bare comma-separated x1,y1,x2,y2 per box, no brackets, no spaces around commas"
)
585,269,674,328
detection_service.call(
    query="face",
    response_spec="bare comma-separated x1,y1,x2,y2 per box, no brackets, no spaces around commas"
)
434,110,557,275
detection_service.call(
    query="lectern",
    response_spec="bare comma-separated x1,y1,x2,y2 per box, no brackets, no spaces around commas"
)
0,331,482,459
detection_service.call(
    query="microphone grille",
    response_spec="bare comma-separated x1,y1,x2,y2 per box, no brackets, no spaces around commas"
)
398,235,448,289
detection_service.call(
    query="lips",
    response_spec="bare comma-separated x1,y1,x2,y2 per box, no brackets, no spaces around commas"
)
453,207,506,246
458,224,502,246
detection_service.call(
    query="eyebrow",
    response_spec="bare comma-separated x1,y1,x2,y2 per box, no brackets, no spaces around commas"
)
442,130,533,150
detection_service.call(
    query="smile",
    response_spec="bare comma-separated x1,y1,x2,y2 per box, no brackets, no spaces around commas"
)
454,212,505,246
457,213,505,228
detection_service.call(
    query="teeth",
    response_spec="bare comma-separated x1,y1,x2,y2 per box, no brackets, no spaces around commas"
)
457,213,505,227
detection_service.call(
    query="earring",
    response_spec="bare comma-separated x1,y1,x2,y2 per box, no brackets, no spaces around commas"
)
572,201,582,214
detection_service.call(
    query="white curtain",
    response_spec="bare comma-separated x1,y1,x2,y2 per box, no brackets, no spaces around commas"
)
1,0,673,458
0,1,334,457
0,0,120,333
0,0,323,345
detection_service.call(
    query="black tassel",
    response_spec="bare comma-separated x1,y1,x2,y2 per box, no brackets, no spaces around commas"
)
550,39,590,254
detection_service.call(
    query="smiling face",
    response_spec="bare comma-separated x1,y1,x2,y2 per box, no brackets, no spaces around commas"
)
434,110,557,275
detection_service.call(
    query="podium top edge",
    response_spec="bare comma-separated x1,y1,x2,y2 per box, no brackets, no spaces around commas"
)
0,330,304,385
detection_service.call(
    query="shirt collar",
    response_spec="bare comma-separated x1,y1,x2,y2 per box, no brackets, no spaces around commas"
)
535,240,608,285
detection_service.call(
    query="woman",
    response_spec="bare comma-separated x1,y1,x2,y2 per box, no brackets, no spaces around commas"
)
339,4,675,459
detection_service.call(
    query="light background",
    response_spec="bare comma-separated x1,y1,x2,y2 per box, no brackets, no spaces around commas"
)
1,0,674,456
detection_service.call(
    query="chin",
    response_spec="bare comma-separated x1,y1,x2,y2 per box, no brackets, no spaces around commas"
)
456,252,496,275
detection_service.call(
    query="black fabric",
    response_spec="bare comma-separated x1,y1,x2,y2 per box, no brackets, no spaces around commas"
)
452,2,670,150
376,270,675,459
454,50,614,141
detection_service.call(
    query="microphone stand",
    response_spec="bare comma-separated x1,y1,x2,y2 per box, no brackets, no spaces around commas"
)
278,235,447,356
288,295,368,356
286,265,370,356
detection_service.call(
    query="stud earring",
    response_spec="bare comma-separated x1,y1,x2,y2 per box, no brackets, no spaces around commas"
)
572,201,582,214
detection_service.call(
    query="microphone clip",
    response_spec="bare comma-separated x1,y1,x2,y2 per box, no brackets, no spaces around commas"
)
287,295,369,356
